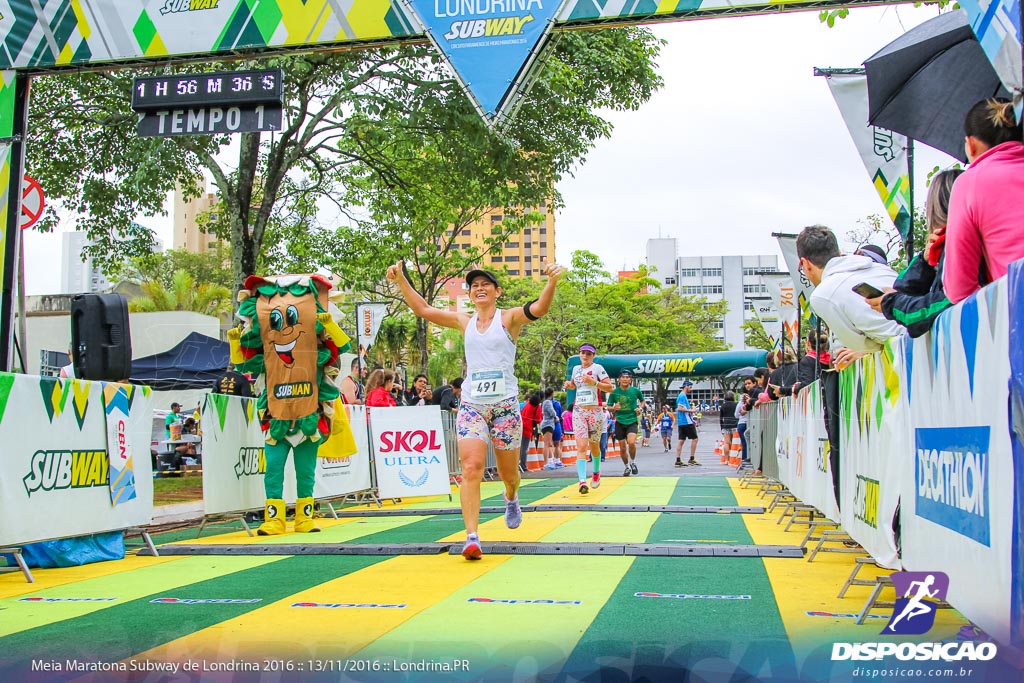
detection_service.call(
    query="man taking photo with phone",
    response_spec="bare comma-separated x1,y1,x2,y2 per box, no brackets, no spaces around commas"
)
796,226,902,367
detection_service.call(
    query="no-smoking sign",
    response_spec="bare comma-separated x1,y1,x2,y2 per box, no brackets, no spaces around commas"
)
20,175,44,230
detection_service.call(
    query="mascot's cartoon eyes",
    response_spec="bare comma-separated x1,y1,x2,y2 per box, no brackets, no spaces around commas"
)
269,309,284,330
286,305,299,327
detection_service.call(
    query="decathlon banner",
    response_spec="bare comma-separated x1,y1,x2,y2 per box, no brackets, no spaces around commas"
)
369,406,451,499
201,395,375,516
775,386,840,522
823,72,913,241
838,341,907,569
0,374,154,546
103,383,150,506
902,275,1017,648
402,0,563,121
765,274,800,351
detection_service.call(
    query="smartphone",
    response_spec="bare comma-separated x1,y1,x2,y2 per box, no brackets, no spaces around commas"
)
852,282,884,299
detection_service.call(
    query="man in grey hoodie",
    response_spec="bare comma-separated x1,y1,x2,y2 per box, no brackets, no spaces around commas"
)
796,226,902,367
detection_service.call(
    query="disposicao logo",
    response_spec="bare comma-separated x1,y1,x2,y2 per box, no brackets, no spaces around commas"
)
832,571,998,662
883,571,949,635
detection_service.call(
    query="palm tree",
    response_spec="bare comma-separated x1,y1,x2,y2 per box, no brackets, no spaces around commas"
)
128,269,232,317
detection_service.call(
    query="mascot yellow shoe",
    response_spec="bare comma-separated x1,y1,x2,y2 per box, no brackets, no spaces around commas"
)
294,497,321,533
257,499,287,536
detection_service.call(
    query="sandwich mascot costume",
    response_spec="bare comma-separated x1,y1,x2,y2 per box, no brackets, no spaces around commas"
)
227,274,355,535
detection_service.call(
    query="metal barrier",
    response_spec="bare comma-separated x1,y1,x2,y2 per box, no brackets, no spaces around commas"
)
440,411,500,481
757,401,778,481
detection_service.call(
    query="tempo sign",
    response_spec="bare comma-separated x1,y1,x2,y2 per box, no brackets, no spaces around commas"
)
132,69,284,138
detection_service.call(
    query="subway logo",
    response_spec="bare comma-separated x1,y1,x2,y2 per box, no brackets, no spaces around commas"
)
23,450,109,497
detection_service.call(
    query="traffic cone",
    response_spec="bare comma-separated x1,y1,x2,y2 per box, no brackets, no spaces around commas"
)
729,430,742,467
715,439,725,464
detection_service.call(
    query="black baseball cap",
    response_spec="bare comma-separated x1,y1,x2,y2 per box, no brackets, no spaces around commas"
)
466,269,500,288
618,369,633,377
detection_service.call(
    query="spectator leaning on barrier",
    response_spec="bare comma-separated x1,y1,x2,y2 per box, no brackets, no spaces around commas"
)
869,169,965,337
768,347,800,399
943,97,1024,304
797,225,902,367
798,332,831,387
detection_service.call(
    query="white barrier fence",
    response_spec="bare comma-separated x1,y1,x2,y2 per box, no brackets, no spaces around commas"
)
770,263,1024,651
0,375,154,547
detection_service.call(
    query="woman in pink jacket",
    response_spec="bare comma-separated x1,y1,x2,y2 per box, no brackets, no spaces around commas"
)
943,98,1024,303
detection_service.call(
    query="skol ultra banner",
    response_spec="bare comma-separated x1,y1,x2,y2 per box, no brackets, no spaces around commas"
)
838,340,907,569
0,373,153,546
902,275,1017,648
201,393,374,516
369,405,451,499
824,72,913,242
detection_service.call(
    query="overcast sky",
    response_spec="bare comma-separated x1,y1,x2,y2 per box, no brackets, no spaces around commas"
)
23,5,955,295
555,5,954,271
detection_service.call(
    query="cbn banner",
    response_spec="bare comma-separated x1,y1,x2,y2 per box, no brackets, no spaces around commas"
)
960,0,1023,118
775,385,839,522
0,374,153,546
838,341,907,569
902,277,1016,647
104,384,151,506
823,72,912,241
369,406,451,499
201,394,373,516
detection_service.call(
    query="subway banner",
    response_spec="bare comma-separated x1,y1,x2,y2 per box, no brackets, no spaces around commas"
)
838,341,906,569
823,72,912,241
369,406,451,499
0,373,154,547
201,394,373,516
774,386,840,522
901,274,1018,648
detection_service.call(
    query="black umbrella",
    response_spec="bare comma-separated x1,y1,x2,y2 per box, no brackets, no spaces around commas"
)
724,366,759,378
865,10,1010,162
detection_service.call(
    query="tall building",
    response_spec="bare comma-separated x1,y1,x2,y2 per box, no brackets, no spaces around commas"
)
645,239,781,350
61,231,109,294
173,180,221,254
447,204,555,279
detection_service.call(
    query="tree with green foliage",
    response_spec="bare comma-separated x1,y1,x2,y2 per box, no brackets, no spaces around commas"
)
27,29,662,308
127,270,232,318
115,246,234,291
497,251,728,403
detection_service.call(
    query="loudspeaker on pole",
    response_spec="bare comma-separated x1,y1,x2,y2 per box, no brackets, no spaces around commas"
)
70,293,132,381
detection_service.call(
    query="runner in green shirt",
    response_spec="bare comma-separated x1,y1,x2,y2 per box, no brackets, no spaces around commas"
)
607,370,646,476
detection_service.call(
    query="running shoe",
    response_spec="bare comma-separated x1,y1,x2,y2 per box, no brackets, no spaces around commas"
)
630,461,638,475
578,481,589,495
461,536,482,560
623,467,631,477
674,459,684,468
553,461,565,468
543,462,557,470
591,473,601,489
687,459,700,466
504,495,522,529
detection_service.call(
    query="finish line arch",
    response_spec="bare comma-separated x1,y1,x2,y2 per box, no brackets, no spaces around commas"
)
0,0,904,369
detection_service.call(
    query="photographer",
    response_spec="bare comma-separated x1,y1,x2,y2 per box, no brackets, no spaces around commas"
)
403,374,433,406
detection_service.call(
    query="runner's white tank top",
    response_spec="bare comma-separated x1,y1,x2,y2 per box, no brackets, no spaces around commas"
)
463,309,518,404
